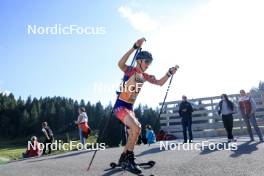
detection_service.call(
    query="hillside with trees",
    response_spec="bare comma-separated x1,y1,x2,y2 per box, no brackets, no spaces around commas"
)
0,94,160,147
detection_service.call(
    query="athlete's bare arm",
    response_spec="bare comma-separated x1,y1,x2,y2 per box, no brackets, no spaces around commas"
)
156,74,172,86
118,48,135,72
147,66,179,86
118,38,145,72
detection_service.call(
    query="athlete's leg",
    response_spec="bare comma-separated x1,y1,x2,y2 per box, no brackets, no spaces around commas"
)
123,112,141,152
115,107,142,173
115,107,141,152
115,107,141,167
123,128,132,153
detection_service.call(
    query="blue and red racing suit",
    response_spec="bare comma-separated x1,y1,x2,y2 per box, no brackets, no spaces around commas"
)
113,66,158,123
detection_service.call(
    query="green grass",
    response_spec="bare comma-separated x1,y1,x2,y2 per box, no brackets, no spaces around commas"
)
0,138,26,164
0,148,25,163
0,131,98,164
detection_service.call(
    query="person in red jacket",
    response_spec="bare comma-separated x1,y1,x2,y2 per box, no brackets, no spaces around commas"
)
238,90,263,142
23,136,41,158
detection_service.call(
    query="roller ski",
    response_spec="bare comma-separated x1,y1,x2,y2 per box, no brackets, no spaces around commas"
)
109,152,155,175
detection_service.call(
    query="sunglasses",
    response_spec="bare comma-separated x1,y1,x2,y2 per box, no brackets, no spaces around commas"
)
143,59,152,64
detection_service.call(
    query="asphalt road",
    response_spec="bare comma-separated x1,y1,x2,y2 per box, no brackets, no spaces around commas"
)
1,137,264,176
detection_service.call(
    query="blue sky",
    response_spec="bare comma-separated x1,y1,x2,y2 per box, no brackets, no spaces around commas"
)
1,0,264,108
0,0,137,101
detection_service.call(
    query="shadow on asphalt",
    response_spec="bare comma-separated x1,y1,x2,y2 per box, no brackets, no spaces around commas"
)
102,164,153,175
199,143,222,155
230,141,262,158
102,168,125,176
135,146,165,157
199,141,262,157
26,150,93,163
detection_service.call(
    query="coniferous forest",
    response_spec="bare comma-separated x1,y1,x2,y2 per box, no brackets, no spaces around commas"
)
0,93,160,147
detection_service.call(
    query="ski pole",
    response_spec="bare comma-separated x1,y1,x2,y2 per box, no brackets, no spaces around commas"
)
154,65,179,132
86,47,142,172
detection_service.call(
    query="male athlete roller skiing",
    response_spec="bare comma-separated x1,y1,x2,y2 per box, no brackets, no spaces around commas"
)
113,37,178,174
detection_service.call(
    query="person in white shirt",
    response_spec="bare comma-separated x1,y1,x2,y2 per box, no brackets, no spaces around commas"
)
75,107,89,145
